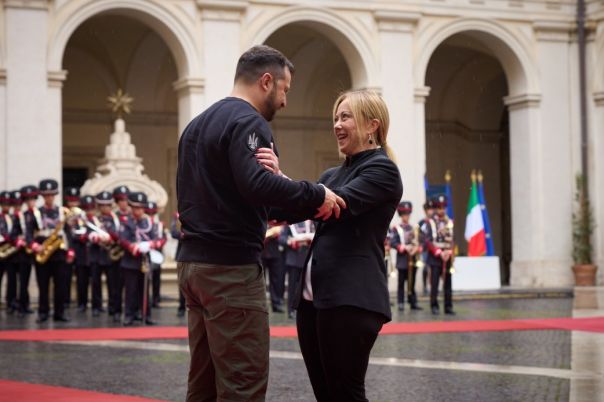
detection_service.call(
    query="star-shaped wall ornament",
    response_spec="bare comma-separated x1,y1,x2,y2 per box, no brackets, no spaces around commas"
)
107,89,134,118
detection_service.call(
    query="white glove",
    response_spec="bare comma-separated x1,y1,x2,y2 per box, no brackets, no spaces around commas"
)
138,241,151,254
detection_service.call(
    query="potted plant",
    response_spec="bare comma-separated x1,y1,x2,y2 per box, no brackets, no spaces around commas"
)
571,174,597,286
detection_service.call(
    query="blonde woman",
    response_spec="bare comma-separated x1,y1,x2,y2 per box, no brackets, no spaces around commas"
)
257,90,403,401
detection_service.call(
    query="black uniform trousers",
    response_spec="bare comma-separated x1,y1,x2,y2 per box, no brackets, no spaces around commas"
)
296,300,384,402
262,256,285,309
2,260,18,310
64,263,75,306
151,263,161,305
123,269,151,319
429,259,453,310
76,264,91,309
35,258,68,318
91,263,114,311
17,258,32,312
397,266,418,306
286,265,302,314
110,261,124,314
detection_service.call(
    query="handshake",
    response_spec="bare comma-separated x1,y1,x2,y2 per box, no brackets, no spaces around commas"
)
255,146,347,221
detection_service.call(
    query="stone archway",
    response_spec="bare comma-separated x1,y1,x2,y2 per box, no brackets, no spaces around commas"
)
416,19,542,286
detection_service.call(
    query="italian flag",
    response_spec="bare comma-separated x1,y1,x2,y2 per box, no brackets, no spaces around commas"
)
464,180,486,256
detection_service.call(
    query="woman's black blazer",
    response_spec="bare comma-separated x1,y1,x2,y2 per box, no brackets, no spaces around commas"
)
292,148,403,322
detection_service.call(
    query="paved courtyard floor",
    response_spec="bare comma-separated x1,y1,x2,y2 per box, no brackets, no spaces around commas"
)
0,287,603,402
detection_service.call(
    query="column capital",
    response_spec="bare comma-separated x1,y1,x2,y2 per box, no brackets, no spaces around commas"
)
594,91,604,107
533,21,574,42
197,0,247,22
3,0,49,10
47,70,67,88
374,11,421,33
173,77,206,95
0,69,6,85
503,93,541,111
414,86,431,103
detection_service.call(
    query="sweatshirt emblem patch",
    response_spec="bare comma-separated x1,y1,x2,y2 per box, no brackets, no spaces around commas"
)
247,132,259,151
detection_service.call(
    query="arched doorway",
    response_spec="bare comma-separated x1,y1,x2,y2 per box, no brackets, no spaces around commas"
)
61,13,179,219
263,23,354,181
425,32,512,284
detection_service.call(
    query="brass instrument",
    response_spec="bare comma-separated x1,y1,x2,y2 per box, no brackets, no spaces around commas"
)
265,225,282,239
108,244,125,261
35,207,74,265
0,242,18,259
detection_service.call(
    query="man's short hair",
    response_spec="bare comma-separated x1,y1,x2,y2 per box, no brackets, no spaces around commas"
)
234,45,295,84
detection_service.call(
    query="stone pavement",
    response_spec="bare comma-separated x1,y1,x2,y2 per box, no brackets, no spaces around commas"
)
0,287,603,402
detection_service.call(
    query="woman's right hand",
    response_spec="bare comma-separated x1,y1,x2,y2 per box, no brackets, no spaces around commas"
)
255,143,283,176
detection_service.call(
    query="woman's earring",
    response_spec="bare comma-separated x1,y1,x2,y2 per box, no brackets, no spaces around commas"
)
368,134,374,145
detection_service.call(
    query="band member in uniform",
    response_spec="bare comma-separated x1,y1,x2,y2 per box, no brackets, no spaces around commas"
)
170,211,186,317
390,201,422,311
262,222,286,313
113,186,130,219
30,179,75,322
81,195,107,317
280,220,315,319
418,199,436,296
17,185,38,316
96,191,122,322
0,191,16,312
423,194,455,315
64,187,87,311
145,201,167,308
119,191,159,326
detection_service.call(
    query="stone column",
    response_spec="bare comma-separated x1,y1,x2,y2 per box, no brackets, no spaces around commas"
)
0,69,6,189
173,77,205,136
504,94,543,287
197,0,246,106
414,86,430,201
375,11,422,208
4,0,55,188
592,92,604,283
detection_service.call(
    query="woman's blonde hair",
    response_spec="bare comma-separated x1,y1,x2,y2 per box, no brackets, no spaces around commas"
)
332,90,395,161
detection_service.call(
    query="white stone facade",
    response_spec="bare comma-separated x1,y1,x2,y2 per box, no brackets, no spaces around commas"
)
0,0,602,287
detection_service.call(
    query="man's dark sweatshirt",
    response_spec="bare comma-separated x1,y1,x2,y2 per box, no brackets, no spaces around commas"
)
176,97,325,265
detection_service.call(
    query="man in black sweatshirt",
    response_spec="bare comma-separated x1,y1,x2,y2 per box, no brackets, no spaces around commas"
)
176,45,345,402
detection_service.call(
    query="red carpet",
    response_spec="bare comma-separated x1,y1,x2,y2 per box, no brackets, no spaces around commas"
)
0,379,165,402
0,316,602,342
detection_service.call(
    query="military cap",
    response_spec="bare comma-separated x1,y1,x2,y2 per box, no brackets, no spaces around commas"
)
397,201,412,215
145,201,158,215
423,199,436,210
80,195,96,210
64,187,80,202
10,190,23,205
20,185,39,199
95,191,113,205
128,191,147,208
0,191,10,205
432,194,448,208
113,185,130,201
39,179,59,195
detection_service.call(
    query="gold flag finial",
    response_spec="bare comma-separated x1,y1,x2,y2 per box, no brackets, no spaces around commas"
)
445,170,452,183
107,89,134,119
471,169,477,182
477,170,484,183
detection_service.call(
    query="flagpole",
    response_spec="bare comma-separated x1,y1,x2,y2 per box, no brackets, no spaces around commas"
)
477,170,495,256
444,170,454,220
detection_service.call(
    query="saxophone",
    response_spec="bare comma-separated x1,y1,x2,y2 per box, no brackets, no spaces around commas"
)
35,207,73,265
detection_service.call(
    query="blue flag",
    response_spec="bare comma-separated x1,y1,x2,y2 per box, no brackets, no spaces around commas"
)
477,174,495,256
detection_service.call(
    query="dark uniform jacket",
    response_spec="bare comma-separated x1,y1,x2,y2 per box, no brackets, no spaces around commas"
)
389,222,418,270
282,148,403,322
421,214,454,267
9,211,28,263
65,213,87,265
0,212,13,263
98,211,120,266
26,206,69,263
84,213,103,266
176,97,325,265
119,214,156,270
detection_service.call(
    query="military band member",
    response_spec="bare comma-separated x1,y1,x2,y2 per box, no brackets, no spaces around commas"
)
64,186,84,310
96,191,123,322
418,199,436,296
113,185,130,219
81,195,107,317
279,220,315,319
17,185,39,316
0,191,17,312
30,179,75,323
262,222,286,313
145,201,167,308
423,195,455,315
170,211,186,317
119,192,159,326
390,201,422,312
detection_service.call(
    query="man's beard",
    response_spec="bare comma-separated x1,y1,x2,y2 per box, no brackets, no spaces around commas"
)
262,86,278,121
